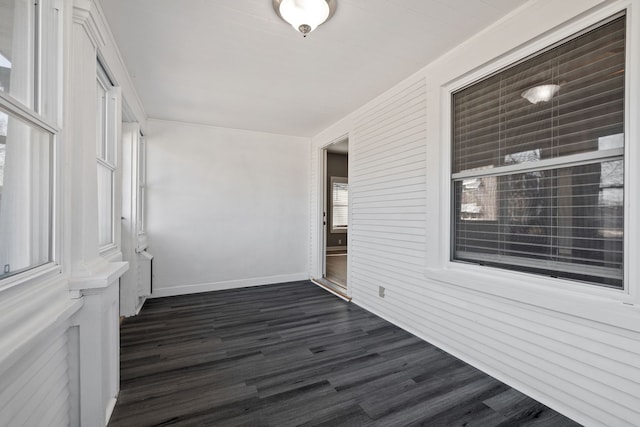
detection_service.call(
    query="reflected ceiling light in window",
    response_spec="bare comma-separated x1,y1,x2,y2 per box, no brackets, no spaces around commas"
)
521,84,560,104
273,0,337,37
0,53,11,69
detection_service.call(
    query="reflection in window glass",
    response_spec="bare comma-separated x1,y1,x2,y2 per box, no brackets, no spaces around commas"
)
0,109,53,279
0,0,36,108
460,175,497,221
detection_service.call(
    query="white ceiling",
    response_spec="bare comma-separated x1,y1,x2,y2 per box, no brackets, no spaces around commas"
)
100,0,529,137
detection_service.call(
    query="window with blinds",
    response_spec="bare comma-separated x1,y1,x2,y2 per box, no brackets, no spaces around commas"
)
451,14,625,289
331,177,348,232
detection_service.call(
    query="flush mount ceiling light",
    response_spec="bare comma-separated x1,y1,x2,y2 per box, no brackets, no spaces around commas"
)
521,84,560,104
273,0,337,37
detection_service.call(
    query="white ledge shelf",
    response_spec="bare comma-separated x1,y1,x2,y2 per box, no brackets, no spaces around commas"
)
69,261,129,292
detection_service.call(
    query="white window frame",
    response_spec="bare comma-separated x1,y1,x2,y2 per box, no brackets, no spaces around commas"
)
433,2,640,314
96,62,118,252
451,14,625,289
0,0,62,291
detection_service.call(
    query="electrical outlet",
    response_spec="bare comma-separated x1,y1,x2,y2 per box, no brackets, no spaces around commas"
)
3,264,10,274
379,286,385,298
338,239,342,245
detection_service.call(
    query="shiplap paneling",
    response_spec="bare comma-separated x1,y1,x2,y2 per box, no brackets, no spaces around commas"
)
0,327,71,427
350,78,427,306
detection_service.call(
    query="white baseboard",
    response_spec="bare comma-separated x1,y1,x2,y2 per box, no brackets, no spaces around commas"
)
134,297,146,315
105,396,118,426
327,246,347,252
149,272,309,298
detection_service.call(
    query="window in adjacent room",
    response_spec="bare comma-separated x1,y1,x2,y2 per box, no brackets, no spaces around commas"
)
0,0,59,281
331,176,348,232
451,13,626,289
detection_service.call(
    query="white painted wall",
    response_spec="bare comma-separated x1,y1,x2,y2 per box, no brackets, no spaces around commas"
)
311,0,640,425
147,119,310,297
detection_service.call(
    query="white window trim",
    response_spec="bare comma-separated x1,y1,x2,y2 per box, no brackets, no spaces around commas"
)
0,263,61,294
0,93,58,135
0,0,63,290
96,62,121,254
428,1,640,328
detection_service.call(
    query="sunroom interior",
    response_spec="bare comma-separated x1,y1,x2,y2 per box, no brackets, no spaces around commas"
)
0,0,639,426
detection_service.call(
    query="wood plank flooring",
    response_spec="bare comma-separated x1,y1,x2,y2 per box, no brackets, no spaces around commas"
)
109,281,580,427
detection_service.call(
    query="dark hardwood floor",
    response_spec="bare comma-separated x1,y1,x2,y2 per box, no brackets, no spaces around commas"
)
109,281,580,427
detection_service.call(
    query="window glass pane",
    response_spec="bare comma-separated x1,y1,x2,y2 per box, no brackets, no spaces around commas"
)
96,64,115,248
0,0,36,108
453,16,625,174
451,14,625,288
0,109,52,279
97,163,113,247
137,186,145,233
137,137,145,184
96,80,106,160
39,0,60,122
454,160,624,288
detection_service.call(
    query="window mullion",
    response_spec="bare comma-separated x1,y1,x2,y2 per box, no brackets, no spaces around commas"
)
0,93,58,134
452,148,624,180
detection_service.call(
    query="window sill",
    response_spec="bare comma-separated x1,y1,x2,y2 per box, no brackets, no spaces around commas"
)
68,261,128,292
99,244,122,262
424,263,640,333
0,263,62,294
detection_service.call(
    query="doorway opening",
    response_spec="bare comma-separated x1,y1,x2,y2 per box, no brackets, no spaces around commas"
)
316,138,349,298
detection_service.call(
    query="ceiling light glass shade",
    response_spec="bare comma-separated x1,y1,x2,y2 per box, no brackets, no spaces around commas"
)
521,84,560,104
276,0,332,35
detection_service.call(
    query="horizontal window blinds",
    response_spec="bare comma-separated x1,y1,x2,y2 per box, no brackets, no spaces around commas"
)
332,180,348,228
452,14,625,288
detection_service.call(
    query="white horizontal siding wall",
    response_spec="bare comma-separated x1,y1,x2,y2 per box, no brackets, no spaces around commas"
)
311,1,640,425
0,279,82,427
350,78,427,305
0,328,72,427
